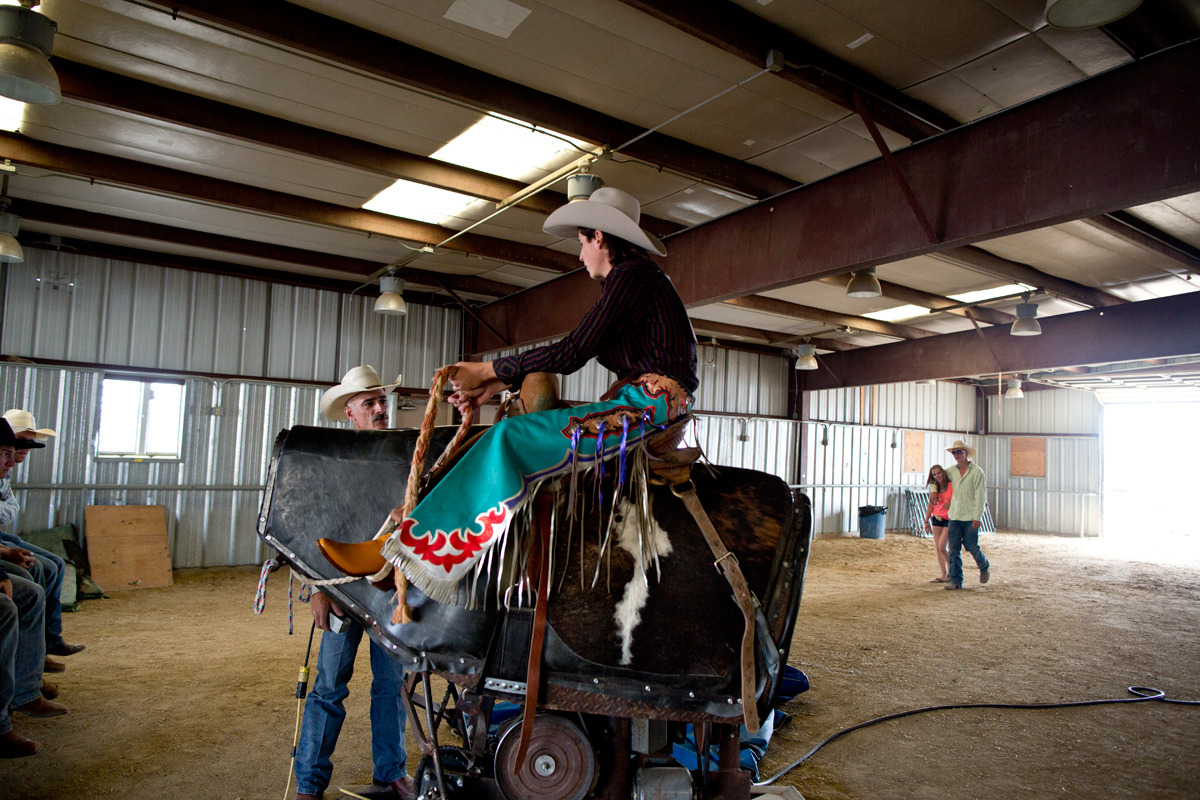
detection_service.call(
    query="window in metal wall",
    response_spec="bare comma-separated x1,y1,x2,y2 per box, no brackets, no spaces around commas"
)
96,377,185,460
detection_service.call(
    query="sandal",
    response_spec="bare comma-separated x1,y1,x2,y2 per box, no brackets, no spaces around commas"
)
930,577,950,583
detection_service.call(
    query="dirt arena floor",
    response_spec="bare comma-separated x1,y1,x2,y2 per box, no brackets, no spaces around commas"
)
3,530,1199,800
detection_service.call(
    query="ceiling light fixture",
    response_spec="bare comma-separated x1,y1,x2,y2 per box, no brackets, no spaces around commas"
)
845,267,882,299
1004,378,1025,399
566,171,603,202
373,272,407,315
795,338,818,370
1010,295,1042,336
1045,0,1142,29
0,1,60,105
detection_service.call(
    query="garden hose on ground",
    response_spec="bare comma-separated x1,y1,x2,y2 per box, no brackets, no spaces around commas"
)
757,685,1200,786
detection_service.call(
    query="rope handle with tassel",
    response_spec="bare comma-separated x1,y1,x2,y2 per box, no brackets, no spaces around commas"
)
376,364,474,624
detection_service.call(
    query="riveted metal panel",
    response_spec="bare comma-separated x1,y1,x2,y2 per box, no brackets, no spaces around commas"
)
809,381,978,433
692,415,799,483
988,388,1100,434
337,295,462,389
978,435,1099,535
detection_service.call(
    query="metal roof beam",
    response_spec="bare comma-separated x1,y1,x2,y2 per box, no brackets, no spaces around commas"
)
816,276,1016,326
1084,212,1200,276
0,132,579,274
799,291,1200,389
722,295,935,340
54,59,566,217
937,246,1126,308
149,0,795,199
470,41,1196,352
619,0,958,140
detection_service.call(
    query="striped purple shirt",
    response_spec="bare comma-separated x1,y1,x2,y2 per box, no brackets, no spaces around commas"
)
493,257,699,394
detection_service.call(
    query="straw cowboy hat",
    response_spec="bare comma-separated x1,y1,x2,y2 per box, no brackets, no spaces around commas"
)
947,439,976,460
542,187,667,257
3,409,55,439
320,366,401,420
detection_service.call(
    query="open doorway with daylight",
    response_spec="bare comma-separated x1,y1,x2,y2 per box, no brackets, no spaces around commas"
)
1102,401,1200,540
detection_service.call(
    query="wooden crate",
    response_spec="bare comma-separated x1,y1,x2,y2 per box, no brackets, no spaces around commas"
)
84,505,173,591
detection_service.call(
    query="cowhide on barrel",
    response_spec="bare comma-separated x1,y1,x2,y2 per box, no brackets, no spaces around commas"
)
544,465,788,686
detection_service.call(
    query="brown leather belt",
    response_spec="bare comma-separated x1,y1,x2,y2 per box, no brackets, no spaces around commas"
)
671,480,761,733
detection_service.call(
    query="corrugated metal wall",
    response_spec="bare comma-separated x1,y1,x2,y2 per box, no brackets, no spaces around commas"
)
800,385,1100,536
983,390,1100,535
988,386,1100,434
808,381,977,431
0,251,462,568
3,251,460,385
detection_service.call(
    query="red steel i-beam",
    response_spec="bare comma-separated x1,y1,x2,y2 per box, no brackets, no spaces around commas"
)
471,41,1200,354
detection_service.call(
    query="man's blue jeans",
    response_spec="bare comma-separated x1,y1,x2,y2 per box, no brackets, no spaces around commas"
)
293,620,408,794
0,574,46,734
947,519,989,588
0,532,66,649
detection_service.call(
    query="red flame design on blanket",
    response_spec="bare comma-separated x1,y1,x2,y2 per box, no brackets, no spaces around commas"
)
396,504,508,574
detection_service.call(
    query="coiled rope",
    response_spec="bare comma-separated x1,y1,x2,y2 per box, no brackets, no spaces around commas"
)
377,365,474,624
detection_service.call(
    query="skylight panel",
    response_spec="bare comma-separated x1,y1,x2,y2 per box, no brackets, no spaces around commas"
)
362,115,589,226
862,304,926,322
948,283,1033,304
433,114,589,182
363,180,479,225
0,98,23,132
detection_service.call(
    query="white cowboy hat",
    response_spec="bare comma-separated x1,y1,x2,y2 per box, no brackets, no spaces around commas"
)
542,187,667,257
320,366,401,420
3,409,55,439
947,440,976,460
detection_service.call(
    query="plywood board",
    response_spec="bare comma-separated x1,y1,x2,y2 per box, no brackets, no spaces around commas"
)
1011,437,1047,477
84,505,173,591
903,430,925,474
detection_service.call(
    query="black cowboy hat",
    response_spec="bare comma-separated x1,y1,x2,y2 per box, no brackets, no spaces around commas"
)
0,418,45,449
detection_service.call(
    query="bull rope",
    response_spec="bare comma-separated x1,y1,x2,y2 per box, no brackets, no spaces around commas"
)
376,365,474,623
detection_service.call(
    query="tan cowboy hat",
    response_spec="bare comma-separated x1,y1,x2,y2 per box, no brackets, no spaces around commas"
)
542,187,667,257
3,409,55,439
947,439,976,460
320,366,401,420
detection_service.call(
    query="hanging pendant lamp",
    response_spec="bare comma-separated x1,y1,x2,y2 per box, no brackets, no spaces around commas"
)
0,2,60,105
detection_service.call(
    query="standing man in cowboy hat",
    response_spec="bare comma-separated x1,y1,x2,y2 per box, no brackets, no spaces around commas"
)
293,366,414,800
944,439,991,590
0,410,83,667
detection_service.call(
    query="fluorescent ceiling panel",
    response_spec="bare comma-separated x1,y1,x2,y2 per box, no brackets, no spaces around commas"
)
862,284,1034,322
365,115,588,224
434,114,589,182
362,180,478,225
0,98,23,133
863,304,927,322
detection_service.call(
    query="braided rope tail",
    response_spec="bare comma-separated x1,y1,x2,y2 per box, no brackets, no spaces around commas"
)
379,365,474,624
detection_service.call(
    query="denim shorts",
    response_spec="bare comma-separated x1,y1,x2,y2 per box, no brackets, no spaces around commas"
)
930,516,948,527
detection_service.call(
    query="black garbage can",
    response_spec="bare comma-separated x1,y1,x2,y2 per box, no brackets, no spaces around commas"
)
858,505,886,539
